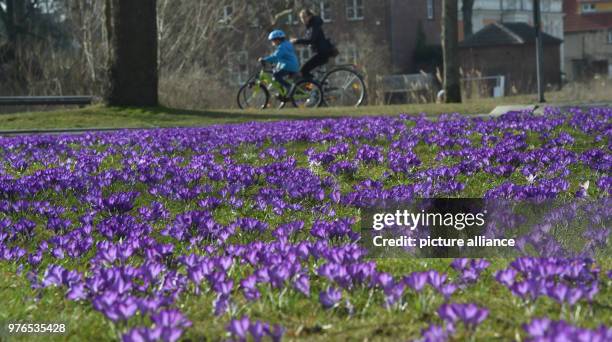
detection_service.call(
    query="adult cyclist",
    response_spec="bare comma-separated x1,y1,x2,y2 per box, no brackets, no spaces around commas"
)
290,9,338,80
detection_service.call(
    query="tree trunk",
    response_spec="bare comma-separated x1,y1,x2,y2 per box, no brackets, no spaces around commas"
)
5,0,16,46
442,0,461,103
106,0,158,106
462,0,475,39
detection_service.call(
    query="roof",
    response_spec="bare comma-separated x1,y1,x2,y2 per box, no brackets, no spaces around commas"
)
564,0,612,32
460,22,563,48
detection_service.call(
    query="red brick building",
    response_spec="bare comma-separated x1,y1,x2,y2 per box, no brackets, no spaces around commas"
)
459,22,563,94
563,0,612,80
228,0,443,85
288,0,443,74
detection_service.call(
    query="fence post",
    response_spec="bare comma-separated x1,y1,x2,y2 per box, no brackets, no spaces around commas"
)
533,0,546,103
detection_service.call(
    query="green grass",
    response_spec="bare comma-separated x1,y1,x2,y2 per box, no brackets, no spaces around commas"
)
0,95,544,131
0,105,610,341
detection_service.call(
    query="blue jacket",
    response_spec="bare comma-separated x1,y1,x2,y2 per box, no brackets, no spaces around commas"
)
263,40,299,73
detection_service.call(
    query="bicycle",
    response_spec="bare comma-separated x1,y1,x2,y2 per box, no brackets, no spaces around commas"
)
237,61,323,110
315,64,367,108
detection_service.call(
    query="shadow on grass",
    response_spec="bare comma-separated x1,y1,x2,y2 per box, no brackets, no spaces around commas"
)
143,106,350,122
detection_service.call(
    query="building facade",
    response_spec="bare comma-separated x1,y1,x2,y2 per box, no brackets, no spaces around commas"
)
459,22,562,94
225,0,443,86
563,0,612,80
458,0,565,39
458,0,564,73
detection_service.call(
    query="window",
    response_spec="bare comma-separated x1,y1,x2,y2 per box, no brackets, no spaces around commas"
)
581,3,596,13
346,0,364,20
319,0,332,22
296,46,312,64
229,51,249,86
219,5,233,25
608,29,612,44
427,0,434,20
336,44,359,65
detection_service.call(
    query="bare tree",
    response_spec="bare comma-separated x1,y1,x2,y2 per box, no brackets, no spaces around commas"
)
462,0,475,38
106,0,158,106
442,0,461,103
156,0,299,108
0,0,325,105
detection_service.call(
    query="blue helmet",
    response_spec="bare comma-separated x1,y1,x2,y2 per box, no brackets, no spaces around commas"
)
268,30,286,41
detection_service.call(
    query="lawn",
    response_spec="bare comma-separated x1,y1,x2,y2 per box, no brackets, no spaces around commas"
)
0,94,550,131
0,106,610,341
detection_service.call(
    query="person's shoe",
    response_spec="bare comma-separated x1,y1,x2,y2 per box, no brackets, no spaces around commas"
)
275,93,290,102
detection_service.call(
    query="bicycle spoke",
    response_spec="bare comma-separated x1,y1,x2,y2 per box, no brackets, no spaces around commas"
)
341,75,357,91
323,69,365,107
239,84,268,109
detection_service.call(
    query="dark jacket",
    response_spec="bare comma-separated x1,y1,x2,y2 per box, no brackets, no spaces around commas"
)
294,16,332,54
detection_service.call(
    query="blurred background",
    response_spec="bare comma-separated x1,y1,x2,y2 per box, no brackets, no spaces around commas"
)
0,0,610,109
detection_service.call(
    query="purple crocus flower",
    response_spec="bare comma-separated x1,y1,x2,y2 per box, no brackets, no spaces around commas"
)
319,287,342,309
495,268,518,288
265,324,285,342
384,282,406,308
417,323,455,342
404,272,428,292
439,283,458,300
227,316,250,341
151,309,192,342
293,275,310,297
214,294,231,316
427,270,448,290
437,303,489,329
546,283,584,306
122,326,161,342
66,281,88,301
523,317,612,341
523,317,551,337
249,320,268,342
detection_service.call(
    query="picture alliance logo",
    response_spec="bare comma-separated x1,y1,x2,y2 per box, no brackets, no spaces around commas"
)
372,209,487,231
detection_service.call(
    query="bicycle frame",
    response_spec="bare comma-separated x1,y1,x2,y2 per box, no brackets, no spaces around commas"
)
247,66,288,96
238,61,325,109
313,64,361,80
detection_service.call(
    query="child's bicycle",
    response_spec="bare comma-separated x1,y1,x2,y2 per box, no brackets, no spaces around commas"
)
237,61,324,109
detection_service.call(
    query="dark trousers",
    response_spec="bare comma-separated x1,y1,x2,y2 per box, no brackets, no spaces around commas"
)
273,70,293,93
301,52,331,79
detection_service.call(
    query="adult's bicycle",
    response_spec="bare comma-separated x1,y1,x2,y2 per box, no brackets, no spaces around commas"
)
315,64,367,107
237,62,323,110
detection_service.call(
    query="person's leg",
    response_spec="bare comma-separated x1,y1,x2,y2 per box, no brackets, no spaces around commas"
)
301,53,330,80
273,70,292,93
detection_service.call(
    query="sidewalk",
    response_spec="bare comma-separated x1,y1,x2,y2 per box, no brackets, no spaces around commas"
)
488,102,611,117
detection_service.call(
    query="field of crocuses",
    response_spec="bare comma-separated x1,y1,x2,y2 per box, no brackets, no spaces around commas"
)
1,107,611,341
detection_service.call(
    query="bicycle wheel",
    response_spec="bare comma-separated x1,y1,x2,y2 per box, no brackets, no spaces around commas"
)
237,83,269,109
321,67,366,107
290,79,323,108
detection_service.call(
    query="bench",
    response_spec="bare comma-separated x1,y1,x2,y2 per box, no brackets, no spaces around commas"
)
377,73,437,104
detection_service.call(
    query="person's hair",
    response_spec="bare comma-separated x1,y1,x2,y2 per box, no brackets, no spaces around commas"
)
299,9,314,17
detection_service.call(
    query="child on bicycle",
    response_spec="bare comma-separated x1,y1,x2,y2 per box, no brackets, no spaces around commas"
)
258,30,300,100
